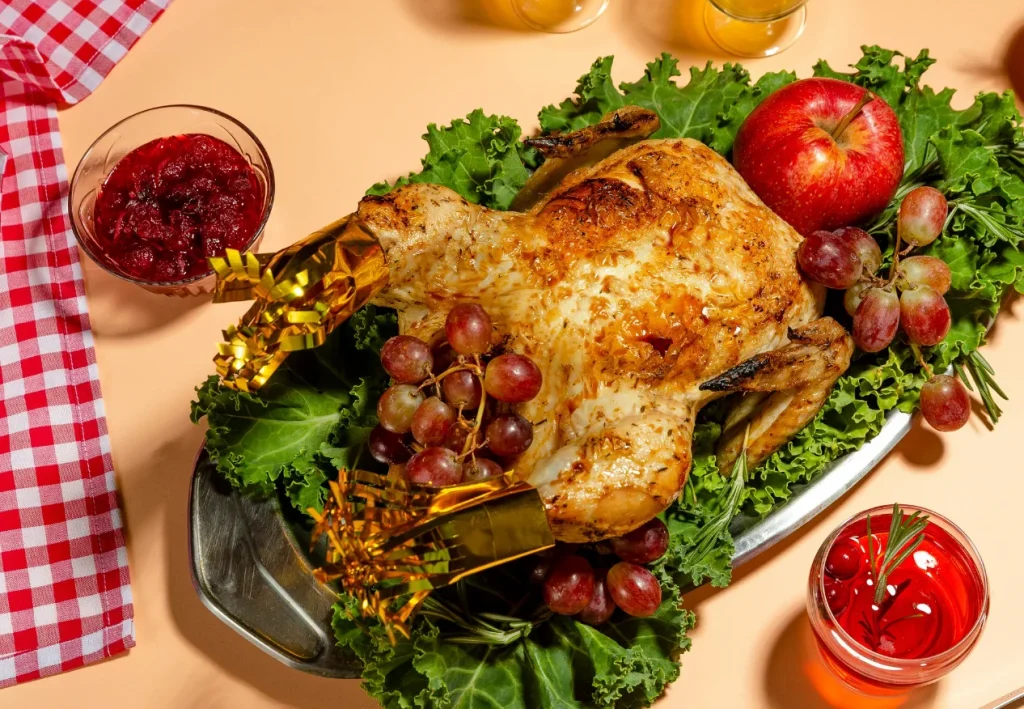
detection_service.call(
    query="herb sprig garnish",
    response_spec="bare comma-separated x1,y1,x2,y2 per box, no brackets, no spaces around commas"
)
867,503,930,605
680,429,749,575
956,351,1008,425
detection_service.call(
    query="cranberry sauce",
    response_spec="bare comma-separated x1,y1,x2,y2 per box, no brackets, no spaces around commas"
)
93,134,264,282
822,512,985,660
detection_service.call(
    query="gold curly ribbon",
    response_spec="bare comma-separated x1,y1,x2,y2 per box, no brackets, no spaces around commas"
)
208,215,555,642
310,467,554,643
208,215,389,392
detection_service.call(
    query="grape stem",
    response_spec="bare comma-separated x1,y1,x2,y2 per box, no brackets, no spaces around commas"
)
418,356,490,461
909,342,934,379
467,357,488,457
887,228,903,282
423,363,483,389
830,92,874,141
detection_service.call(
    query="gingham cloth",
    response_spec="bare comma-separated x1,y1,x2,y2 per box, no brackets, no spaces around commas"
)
0,0,170,687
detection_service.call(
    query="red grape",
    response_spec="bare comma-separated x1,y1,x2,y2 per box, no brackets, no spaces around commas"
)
464,457,504,482
432,342,458,374
543,555,595,615
900,286,951,346
380,335,433,384
441,370,483,409
530,556,553,585
445,304,493,356
920,375,971,432
797,230,863,289
377,384,425,434
825,537,862,580
824,576,850,615
411,396,456,446
897,255,952,295
578,569,617,626
610,518,669,565
836,227,882,275
899,186,947,247
484,354,543,403
485,414,534,457
368,425,411,465
853,288,900,353
606,562,662,618
444,424,482,456
843,280,872,317
406,447,463,487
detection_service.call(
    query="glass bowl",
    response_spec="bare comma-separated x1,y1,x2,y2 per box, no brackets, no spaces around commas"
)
68,105,274,297
806,505,989,696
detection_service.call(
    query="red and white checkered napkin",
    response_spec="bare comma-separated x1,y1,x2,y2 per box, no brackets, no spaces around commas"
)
0,0,170,687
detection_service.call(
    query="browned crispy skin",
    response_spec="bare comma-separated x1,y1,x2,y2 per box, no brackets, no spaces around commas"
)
359,117,852,542
512,106,661,212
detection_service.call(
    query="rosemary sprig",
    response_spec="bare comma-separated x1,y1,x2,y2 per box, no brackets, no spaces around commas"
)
957,350,1008,424
680,431,748,572
957,201,1024,244
869,503,930,605
420,592,550,645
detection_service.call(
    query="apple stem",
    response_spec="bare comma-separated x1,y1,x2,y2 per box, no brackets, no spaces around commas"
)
830,92,874,141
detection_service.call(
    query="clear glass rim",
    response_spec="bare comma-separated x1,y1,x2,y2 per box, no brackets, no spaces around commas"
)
68,103,275,288
815,503,990,672
511,0,610,33
708,0,807,23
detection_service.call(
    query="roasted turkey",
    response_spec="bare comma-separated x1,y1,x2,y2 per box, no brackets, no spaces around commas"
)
358,109,853,543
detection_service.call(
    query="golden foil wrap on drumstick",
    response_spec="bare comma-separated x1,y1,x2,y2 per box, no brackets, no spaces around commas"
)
207,215,555,642
208,215,388,392
310,467,554,643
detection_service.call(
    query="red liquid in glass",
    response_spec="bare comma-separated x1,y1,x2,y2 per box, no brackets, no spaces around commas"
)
93,134,264,282
820,512,985,684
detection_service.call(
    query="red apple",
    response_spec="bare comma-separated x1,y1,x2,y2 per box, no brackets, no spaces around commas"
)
732,78,904,236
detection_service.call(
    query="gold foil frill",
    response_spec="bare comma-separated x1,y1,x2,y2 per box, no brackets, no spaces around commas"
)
208,214,389,392
310,467,555,643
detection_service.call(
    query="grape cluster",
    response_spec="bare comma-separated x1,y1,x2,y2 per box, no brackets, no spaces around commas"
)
535,518,670,624
797,187,971,432
373,304,543,487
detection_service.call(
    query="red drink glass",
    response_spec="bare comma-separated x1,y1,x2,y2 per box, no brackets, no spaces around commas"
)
806,505,988,696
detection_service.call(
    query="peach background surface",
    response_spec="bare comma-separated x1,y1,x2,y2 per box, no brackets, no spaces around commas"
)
7,1,1024,707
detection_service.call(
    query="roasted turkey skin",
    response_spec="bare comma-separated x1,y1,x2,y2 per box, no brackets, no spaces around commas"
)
359,129,852,542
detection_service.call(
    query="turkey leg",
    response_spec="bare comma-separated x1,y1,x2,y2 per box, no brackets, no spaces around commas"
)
526,409,695,543
699,318,853,473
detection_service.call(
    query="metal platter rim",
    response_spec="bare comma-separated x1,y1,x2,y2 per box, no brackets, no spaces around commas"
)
188,408,913,674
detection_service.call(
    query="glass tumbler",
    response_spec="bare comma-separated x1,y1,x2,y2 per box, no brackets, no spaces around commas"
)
511,0,610,33
704,0,808,58
806,505,989,698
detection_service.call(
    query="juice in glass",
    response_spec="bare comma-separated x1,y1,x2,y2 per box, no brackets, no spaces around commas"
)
711,0,806,21
807,505,988,695
703,0,808,58
512,0,610,33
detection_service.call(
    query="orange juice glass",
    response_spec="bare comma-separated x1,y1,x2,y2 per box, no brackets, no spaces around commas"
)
511,0,610,33
704,0,808,57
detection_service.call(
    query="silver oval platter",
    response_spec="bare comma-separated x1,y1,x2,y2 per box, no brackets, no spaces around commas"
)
188,409,912,676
